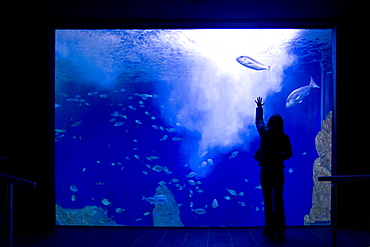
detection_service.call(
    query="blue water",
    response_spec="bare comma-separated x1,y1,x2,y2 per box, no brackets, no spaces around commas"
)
55,29,332,227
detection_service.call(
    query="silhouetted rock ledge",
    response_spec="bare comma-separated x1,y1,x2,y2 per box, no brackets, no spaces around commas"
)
304,111,332,225
153,184,184,226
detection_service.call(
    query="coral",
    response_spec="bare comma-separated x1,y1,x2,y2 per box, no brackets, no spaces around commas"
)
304,111,332,225
56,204,122,226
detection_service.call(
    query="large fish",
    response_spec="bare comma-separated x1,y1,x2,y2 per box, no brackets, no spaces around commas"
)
236,56,275,71
286,77,320,108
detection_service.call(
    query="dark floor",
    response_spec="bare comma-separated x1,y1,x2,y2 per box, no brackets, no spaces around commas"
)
3,226,369,247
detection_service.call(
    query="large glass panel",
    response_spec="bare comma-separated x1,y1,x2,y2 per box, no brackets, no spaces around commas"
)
55,29,333,226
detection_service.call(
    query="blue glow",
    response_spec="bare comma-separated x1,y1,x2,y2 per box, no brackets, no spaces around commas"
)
55,29,332,227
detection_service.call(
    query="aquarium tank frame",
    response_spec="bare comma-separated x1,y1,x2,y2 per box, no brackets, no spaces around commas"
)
52,20,337,228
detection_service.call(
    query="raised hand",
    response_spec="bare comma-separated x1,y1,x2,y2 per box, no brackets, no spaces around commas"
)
255,96,264,107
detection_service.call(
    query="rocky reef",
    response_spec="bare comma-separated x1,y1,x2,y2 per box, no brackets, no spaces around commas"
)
304,111,332,225
56,204,122,226
153,184,184,226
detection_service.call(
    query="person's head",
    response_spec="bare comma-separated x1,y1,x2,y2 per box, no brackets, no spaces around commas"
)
267,113,284,132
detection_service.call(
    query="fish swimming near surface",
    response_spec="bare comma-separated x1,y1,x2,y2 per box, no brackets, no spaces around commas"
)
286,77,320,108
236,56,275,72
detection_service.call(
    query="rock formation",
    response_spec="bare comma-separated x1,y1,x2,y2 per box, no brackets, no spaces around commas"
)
153,184,184,226
56,204,121,226
304,111,332,225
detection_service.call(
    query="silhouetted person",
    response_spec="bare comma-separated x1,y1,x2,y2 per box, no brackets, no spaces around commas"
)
254,96,293,239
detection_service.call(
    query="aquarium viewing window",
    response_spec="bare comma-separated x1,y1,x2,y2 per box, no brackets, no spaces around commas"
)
55,28,334,227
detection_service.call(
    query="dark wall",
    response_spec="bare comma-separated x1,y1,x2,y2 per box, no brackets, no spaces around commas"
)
1,0,369,234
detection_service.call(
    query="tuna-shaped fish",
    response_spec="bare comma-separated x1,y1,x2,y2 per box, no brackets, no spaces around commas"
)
142,195,168,204
236,56,275,72
286,77,320,108
191,208,206,214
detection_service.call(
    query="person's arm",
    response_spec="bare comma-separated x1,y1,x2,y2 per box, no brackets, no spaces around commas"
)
255,97,265,133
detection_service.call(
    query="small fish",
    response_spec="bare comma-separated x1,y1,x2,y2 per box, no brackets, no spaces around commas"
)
229,151,239,159
171,179,179,182
55,103,60,108
144,212,150,216
255,185,262,189
197,189,203,193
99,94,108,99
289,168,294,173
135,218,142,221
187,180,196,185
142,195,168,204
244,179,249,182
212,199,219,208
224,196,231,200
238,201,245,207
166,128,176,132
200,161,207,167
111,111,120,117
71,194,76,201
163,166,171,173
70,185,78,192
191,208,206,214
71,120,83,127
87,91,99,96
172,137,183,141
116,208,124,213
236,56,275,72
160,135,168,141
152,165,164,172
134,155,140,159
186,172,196,178
96,182,104,185
128,105,137,110
146,156,160,160
226,188,237,196
114,122,124,126
207,159,214,165
238,192,244,196
135,120,142,124
55,129,66,133
286,77,320,108
55,135,64,141
102,198,111,206
82,168,86,172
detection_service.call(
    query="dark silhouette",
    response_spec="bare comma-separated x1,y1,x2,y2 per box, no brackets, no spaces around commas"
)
254,96,293,239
